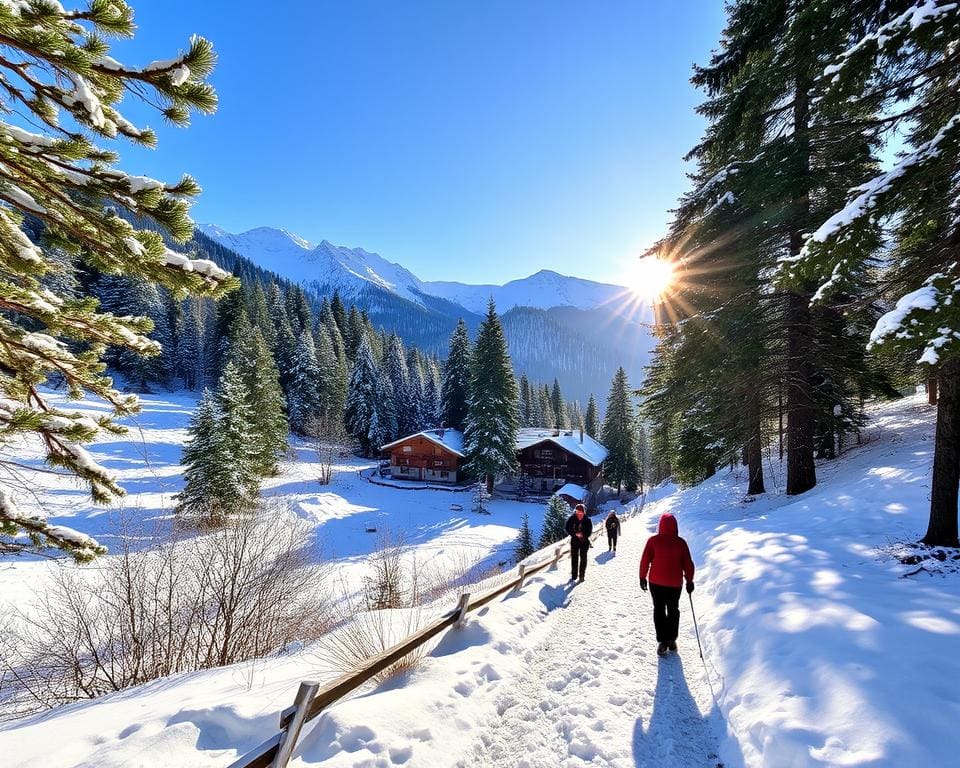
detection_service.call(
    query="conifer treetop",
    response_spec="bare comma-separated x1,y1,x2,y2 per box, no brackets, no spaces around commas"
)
0,1,234,559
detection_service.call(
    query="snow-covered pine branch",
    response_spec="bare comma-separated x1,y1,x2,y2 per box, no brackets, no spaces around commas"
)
869,266,960,367
0,1,235,558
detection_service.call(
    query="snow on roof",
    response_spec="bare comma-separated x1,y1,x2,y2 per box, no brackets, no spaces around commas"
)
515,428,609,467
555,483,588,501
381,429,465,458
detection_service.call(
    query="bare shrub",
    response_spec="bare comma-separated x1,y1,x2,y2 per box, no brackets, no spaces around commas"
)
311,536,508,686
0,506,329,718
311,533,431,683
299,414,350,485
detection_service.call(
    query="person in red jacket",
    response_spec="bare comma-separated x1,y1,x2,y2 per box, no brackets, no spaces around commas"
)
638,513,695,656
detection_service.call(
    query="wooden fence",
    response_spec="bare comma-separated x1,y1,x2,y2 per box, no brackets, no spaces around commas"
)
227,497,645,768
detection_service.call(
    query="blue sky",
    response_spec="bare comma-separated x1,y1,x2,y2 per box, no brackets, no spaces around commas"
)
112,2,725,285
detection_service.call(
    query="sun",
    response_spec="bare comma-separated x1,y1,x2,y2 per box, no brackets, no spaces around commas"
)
629,255,675,302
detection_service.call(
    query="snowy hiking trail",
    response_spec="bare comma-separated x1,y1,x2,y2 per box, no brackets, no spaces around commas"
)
455,521,727,768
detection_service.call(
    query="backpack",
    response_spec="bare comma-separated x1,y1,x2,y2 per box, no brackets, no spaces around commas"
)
606,515,618,532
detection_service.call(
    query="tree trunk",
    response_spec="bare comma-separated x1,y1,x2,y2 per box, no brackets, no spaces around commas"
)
785,292,817,494
927,376,938,405
785,76,817,496
778,378,784,461
485,473,494,495
746,407,765,495
924,358,960,547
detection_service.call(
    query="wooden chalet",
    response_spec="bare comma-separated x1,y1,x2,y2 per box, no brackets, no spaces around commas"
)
515,427,608,495
380,428,465,484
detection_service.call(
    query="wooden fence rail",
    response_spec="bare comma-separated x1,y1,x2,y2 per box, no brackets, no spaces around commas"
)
227,496,645,768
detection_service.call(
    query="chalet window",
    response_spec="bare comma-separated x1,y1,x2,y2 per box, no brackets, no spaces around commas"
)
536,448,553,459
434,459,444,466
440,471,449,478
403,446,412,453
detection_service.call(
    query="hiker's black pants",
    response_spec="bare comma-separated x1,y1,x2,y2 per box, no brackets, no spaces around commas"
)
607,531,618,550
570,537,589,579
649,583,682,643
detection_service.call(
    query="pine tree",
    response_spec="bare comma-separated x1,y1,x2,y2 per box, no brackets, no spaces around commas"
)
273,309,298,394
540,386,556,432
228,322,288,476
0,6,231,558
424,363,442,429
519,375,533,427
441,319,472,430
176,389,233,525
384,336,411,438
464,300,520,493
313,324,343,424
213,362,261,508
368,368,398,452
248,283,275,349
287,330,322,436
551,379,568,430
635,418,650,495
345,336,379,456
330,292,348,338
643,0,891,500
178,365,260,524
584,394,599,438
602,368,640,493
209,285,248,383
177,298,204,390
514,511,536,563
345,306,365,361
409,361,430,432
781,4,960,545
538,495,570,548
529,384,545,427
288,286,313,335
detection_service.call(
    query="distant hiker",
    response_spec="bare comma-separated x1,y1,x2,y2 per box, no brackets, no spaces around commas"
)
565,503,593,583
604,511,621,552
638,513,695,656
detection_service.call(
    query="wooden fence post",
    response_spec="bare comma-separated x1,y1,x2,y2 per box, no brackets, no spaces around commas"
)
273,680,319,768
553,546,562,565
515,563,526,591
453,592,470,628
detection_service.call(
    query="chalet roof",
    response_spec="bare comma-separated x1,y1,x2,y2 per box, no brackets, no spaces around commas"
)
381,428,465,458
555,483,588,501
516,427,609,467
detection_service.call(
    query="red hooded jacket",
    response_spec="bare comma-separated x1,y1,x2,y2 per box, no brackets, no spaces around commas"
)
639,513,695,589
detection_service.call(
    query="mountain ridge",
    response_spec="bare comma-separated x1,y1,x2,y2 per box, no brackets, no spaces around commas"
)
196,224,655,402
197,224,634,315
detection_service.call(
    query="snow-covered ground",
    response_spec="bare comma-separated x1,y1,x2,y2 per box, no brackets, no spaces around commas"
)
0,389,538,610
2,394,958,767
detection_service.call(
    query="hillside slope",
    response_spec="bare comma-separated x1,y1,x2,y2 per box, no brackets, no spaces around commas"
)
5,397,951,767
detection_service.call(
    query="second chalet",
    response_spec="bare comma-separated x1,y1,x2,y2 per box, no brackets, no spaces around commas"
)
512,427,608,496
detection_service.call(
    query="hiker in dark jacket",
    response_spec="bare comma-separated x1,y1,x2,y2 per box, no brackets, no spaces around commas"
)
639,512,695,656
604,511,621,552
565,504,593,583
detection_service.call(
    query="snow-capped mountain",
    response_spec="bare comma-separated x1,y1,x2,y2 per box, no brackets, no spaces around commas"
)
197,225,631,313
197,225,428,305
422,270,630,314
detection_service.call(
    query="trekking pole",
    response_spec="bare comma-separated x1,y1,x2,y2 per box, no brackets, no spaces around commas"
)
688,591,704,660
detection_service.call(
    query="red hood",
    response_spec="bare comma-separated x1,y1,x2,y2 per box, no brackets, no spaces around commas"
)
657,513,678,537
